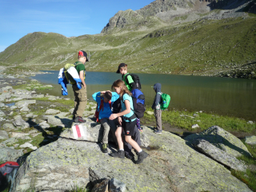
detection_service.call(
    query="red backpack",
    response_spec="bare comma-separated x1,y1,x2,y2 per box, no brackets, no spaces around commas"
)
0,161,19,176
0,161,19,191
94,99,111,123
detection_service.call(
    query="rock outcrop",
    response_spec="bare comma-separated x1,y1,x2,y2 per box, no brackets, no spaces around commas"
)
0,77,254,191
184,126,251,171
101,0,255,34
12,125,252,192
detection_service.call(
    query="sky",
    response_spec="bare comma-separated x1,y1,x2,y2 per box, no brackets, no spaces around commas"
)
0,0,155,52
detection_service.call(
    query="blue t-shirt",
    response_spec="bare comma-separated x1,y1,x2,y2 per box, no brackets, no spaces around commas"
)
92,91,119,119
121,93,136,122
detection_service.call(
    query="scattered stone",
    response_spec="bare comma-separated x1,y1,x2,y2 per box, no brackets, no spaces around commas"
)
20,106,30,112
38,121,50,129
193,113,199,117
245,135,256,145
191,124,199,129
146,111,154,115
55,112,69,118
109,178,126,192
19,142,37,150
0,109,5,117
25,113,34,118
15,100,36,108
44,115,65,127
247,121,254,125
0,147,24,162
10,132,30,139
45,109,61,115
2,123,16,130
13,115,30,129
0,130,9,139
0,86,13,93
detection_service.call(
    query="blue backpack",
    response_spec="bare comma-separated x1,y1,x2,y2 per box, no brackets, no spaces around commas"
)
131,89,145,118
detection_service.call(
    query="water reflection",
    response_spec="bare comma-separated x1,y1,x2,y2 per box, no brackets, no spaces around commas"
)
32,71,256,121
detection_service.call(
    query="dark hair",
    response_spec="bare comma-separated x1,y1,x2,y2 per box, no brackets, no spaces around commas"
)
111,79,132,96
103,91,112,101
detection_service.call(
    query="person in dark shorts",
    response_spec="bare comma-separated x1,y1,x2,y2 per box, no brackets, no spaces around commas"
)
109,80,148,164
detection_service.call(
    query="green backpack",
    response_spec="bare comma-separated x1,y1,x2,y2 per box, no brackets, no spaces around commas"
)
64,63,76,84
158,92,171,110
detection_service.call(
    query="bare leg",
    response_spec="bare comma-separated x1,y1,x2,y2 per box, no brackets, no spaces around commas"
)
125,135,141,152
115,127,124,150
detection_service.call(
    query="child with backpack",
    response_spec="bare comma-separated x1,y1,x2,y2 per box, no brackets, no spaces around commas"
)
92,90,119,153
152,83,163,134
109,80,148,164
112,98,142,161
116,63,144,131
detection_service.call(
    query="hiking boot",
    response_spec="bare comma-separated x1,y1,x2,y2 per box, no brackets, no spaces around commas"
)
109,150,125,158
136,151,148,164
125,152,135,161
101,143,108,153
154,130,162,134
74,116,86,123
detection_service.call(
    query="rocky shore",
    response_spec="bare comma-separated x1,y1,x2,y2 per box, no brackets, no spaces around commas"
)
0,72,256,191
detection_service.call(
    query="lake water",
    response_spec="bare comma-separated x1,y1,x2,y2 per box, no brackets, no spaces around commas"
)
31,71,256,121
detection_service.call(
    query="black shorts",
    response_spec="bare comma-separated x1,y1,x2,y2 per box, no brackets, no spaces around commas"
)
122,119,136,136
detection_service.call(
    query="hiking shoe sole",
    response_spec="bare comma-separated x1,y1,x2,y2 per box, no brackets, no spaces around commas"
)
109,150,125,158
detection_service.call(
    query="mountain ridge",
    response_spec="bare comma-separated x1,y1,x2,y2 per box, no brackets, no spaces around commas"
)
0,0,255,78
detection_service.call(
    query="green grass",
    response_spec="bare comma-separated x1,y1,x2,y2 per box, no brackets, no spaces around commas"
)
0,17,255,77
143,107,256,134
231,142,256,192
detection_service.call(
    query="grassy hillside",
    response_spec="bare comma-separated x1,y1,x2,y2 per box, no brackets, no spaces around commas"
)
0,16,256,78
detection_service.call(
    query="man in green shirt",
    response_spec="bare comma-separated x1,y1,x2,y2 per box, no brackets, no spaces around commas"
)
72,50,88,123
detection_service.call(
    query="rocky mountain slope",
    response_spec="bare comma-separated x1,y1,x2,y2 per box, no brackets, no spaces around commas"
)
0,0,255,78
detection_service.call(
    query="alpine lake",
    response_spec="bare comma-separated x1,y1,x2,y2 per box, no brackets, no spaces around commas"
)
31,71,256,122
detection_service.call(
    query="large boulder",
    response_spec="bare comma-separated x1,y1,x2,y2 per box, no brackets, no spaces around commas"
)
60,121,150,147
12,126,252,192
184,125,251,157
193,139,247,171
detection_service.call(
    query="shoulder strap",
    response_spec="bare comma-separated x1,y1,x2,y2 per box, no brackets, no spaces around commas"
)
99,99,104,111
123,73,129,81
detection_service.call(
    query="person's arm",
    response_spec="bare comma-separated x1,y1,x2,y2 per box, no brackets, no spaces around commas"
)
126,75,135,90
92,92,100,101
109,99,131,120
155,93,161,110
79,71,86,88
